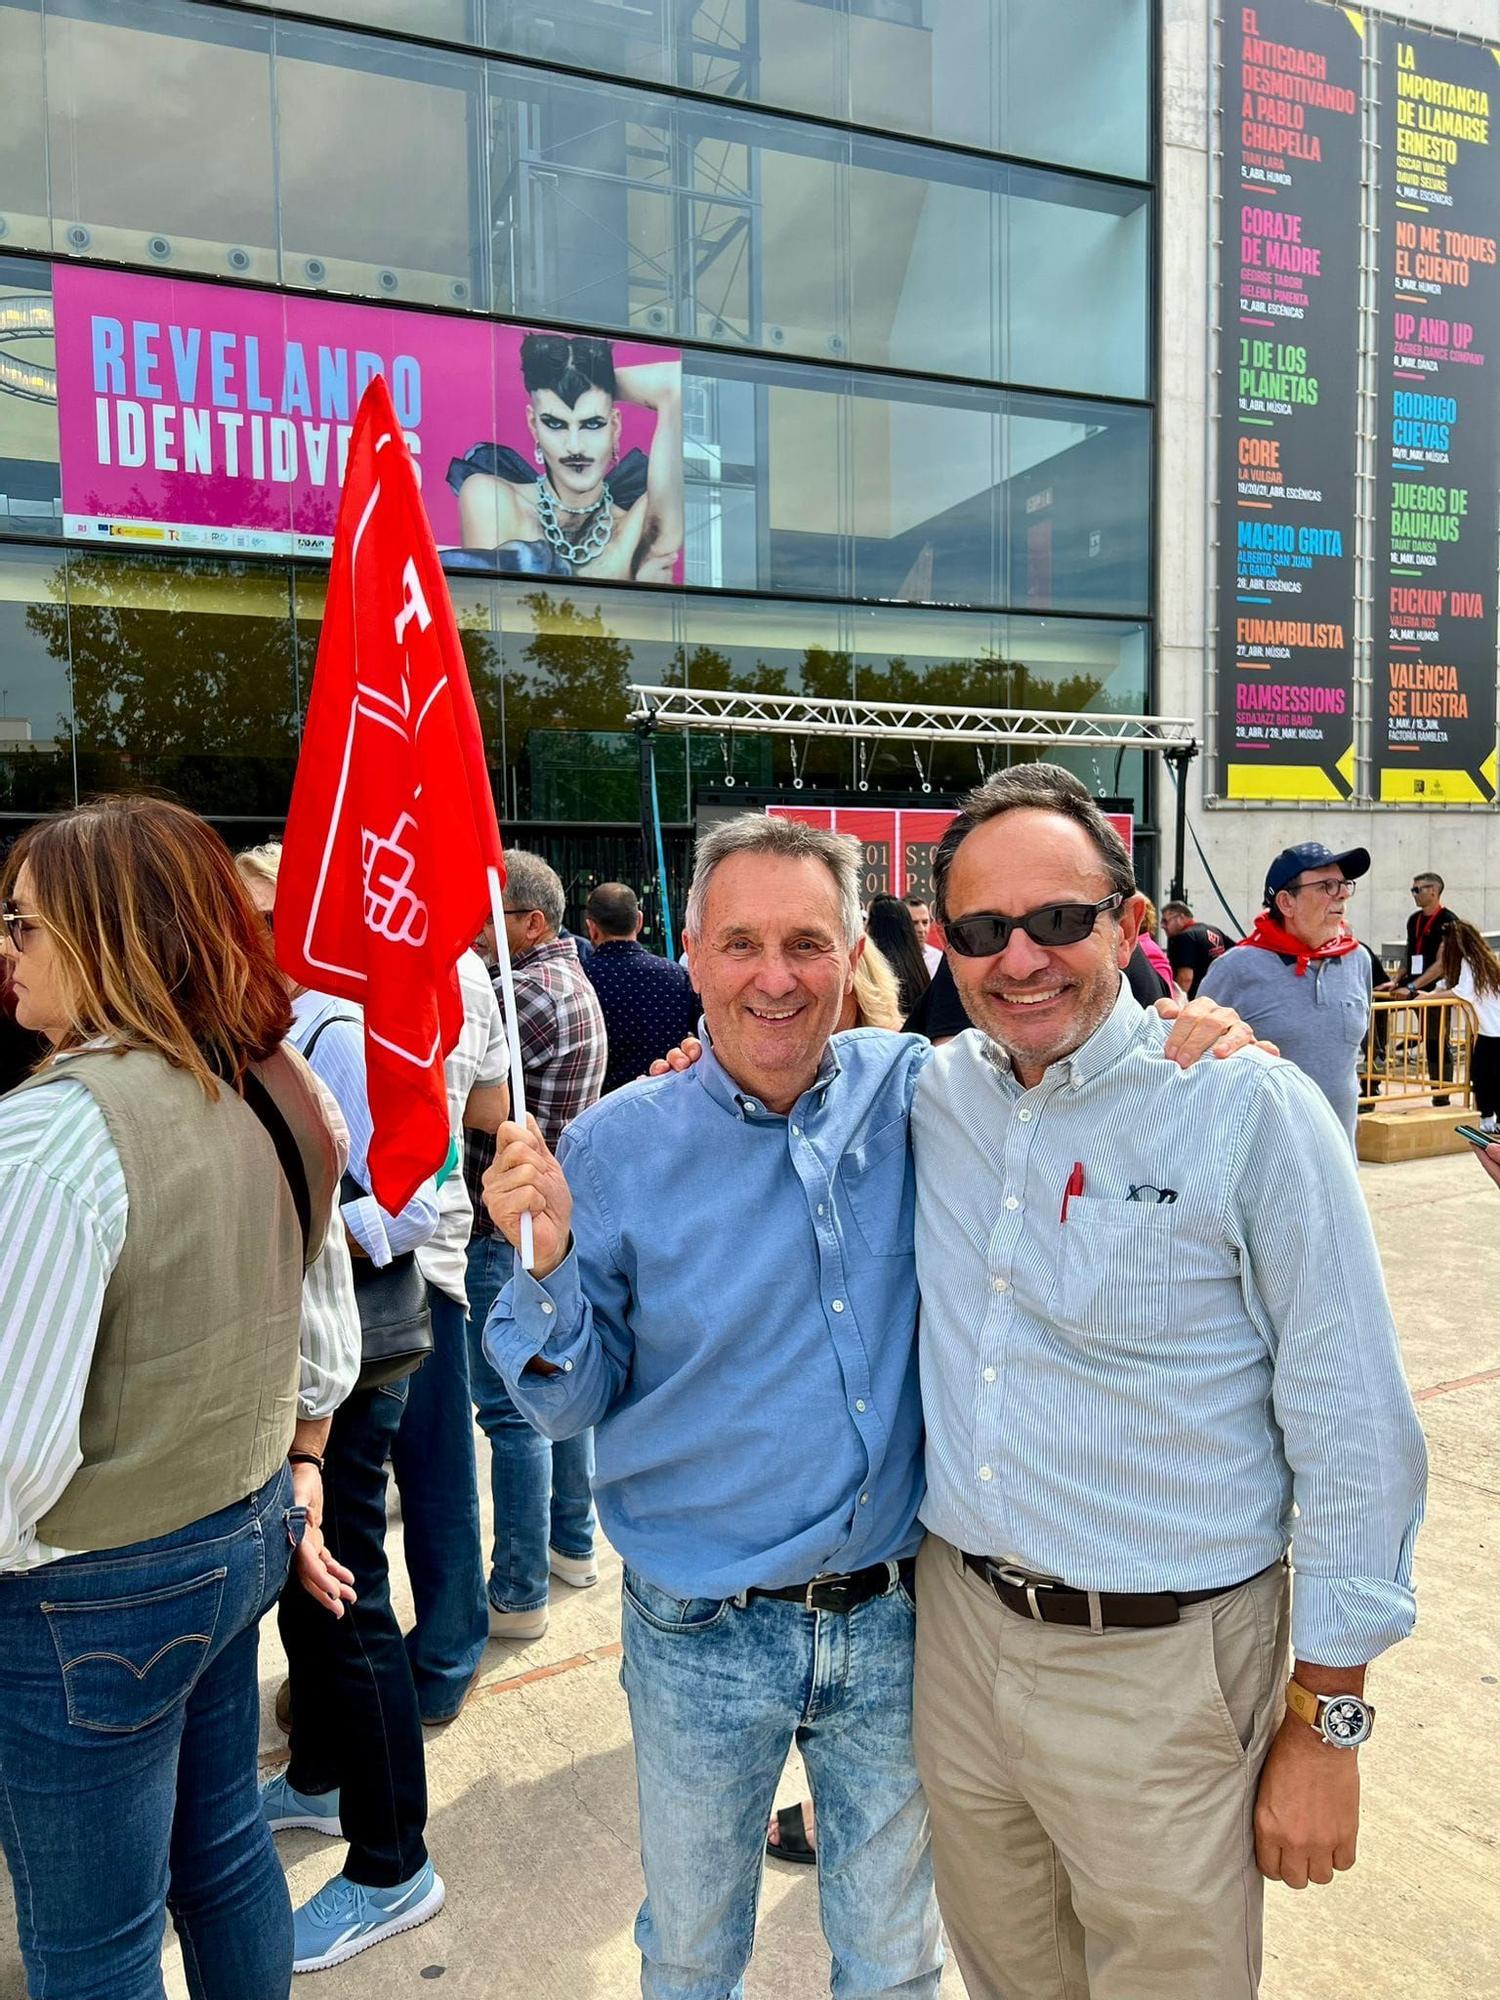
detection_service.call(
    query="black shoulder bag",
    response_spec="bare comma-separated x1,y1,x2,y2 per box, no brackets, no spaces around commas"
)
301,1016,434,1391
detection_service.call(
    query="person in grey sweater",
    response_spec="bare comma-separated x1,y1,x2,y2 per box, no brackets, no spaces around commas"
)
1199,842,1372,1149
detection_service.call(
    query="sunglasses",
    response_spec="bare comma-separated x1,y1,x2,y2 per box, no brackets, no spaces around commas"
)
1,898,51,952
945,893,1123,958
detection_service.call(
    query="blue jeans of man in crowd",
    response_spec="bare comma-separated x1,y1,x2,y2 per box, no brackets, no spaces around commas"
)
0,1466,296,2000
390,1282,489,1721
465,1233,595,1614
621,1565,943,2000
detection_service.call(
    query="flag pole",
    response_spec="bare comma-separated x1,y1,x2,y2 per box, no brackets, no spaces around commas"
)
487,864,536,1273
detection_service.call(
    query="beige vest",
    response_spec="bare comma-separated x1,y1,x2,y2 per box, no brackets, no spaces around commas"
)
17,1043,339,1552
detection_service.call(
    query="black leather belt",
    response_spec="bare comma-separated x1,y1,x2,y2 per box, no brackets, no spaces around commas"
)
960,1552,1270,1632
750,1558,915,1614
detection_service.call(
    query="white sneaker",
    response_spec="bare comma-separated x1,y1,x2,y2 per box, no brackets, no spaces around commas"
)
488,1603,548,1641
549,1546,599,1589
1481,1115,1498,1133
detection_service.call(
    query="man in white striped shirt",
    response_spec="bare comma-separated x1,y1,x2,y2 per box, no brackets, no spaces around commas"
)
908,765,1426,2000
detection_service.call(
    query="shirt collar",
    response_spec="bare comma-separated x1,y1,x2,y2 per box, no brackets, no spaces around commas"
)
693,1022,843,1122
979,974,1148,1092
515,934,578,973
594,937,642,955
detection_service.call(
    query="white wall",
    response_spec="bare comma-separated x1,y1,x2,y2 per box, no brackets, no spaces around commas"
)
1158,0,1499,951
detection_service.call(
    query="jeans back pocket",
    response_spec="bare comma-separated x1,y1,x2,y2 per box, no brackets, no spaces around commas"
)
41,1566,228,1734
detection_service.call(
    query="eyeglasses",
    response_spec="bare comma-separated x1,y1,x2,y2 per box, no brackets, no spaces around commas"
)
1292,878,1357,900
945,893,1123,958
1,898,51,951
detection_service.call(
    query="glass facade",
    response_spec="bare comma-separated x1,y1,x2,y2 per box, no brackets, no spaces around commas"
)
0,0,1156,870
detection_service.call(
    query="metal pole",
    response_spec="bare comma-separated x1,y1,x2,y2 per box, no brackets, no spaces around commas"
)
1168,748,1195,904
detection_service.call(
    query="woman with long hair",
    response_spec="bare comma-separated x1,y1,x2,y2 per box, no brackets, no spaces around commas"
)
448,333,682,582
865,893,932,1021
0,796,357,2000
1439,919,1500,1128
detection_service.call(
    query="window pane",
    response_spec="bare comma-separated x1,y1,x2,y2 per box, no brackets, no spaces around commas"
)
0,0,48,252
1001,615,1151,810
44,0,277,284
850,0,995,153
852,602,1002,796
849,138,997,380
1003,396,1150,616
0,259,61,540
683,0,846,127
1001,0,1149,181
681,594,848,794
0,544,74,814
224,0,478,34
275,25,484,310
489,0,670,87
850,379,1001,607
65,552,299,817
497,584,682,819
1003,173,1149,399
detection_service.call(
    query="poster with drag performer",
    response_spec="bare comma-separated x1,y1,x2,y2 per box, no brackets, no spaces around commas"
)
51,264,683,584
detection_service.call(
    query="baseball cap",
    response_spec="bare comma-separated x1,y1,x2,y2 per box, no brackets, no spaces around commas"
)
1264,841,1371,905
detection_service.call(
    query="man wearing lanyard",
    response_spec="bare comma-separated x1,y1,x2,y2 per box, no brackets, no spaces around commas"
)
909,764,1427,2000
1377,871,1458,1105
476,812,1255,1999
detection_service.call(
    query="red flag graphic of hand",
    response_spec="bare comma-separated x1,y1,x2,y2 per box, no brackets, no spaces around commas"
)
276,372,503,1214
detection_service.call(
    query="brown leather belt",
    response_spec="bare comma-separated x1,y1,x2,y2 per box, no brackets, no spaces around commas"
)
960,1551,1270,1632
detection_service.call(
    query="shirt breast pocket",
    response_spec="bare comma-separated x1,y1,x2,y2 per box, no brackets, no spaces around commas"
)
835,1118,915,1259
1049,1198,1173,1344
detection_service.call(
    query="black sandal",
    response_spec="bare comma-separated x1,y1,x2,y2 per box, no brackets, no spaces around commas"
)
765,1801,816,1866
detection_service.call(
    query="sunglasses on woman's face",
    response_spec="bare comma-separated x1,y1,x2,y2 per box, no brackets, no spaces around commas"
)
1,899,49,951
944,892,1124,959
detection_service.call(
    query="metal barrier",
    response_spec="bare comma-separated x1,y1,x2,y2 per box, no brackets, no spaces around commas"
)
1360,992,1477,1110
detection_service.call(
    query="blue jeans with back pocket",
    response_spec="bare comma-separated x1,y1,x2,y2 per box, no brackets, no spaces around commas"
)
0,1466,295,2000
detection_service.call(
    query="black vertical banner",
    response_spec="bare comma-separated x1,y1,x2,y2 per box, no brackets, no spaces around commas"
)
1375,27,1499,803
1216,1,1362,801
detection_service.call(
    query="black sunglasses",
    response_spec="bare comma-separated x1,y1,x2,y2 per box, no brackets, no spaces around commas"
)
945,893,1124,958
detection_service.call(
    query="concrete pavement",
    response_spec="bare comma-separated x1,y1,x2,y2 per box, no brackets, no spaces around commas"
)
2,1151,1496,1998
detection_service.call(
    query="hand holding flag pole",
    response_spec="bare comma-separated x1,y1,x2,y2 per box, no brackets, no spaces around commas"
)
275,372,534,1268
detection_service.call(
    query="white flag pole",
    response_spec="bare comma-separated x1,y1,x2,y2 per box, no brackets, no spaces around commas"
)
487,863,536,1273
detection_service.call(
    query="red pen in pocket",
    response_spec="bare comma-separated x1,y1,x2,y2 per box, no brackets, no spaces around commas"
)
1060,1161,1084,1223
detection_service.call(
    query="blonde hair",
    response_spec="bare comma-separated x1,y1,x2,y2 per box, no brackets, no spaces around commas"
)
1140,896,1160,938
849,939,904,1030
3,797,291,1097
236,839,284,892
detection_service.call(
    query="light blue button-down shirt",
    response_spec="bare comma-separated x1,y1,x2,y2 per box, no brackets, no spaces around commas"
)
912,980,1427,1668
483,1028,929,1599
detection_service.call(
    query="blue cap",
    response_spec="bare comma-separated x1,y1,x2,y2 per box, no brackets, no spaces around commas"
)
1264,842,1371,906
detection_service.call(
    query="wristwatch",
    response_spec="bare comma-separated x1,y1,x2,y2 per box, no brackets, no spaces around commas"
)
1285,1678,1374,1747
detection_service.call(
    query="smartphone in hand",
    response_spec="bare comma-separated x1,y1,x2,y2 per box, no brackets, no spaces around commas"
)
1454,1124,1495,1149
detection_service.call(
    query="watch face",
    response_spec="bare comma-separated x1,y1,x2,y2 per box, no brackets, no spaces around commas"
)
1321,1695,1373,1746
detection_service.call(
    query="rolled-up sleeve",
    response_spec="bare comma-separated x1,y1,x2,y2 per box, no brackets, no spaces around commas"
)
481,1130,633,1439
1233,1067,1427,1666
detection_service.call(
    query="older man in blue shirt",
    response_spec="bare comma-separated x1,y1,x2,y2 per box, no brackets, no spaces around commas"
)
479,813,1248,2000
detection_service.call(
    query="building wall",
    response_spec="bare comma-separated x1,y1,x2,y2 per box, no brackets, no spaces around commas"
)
1159,0,1499,951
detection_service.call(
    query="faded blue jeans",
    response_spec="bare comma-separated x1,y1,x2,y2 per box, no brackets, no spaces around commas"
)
621,1564,943,2000
0,1467,295,2000
465,1233,596,1614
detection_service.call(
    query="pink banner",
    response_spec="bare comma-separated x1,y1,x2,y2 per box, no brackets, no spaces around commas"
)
767,803,1133,900
53,265,682,581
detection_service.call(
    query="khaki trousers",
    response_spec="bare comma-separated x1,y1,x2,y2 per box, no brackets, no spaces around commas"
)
913,1536,1290,2000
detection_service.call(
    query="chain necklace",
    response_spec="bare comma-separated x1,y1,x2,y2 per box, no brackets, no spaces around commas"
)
535,478,613,565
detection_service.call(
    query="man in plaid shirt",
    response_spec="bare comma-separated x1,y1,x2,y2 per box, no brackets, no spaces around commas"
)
465,850,607,1640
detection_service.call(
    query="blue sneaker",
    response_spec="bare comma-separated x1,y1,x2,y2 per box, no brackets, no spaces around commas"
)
291,1861,445,1972
259,1771,342,1837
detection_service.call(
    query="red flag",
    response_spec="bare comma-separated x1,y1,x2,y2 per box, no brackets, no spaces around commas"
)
277,373,503,1213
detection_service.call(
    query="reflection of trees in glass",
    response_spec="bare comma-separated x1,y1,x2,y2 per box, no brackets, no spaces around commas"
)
25,555,300,817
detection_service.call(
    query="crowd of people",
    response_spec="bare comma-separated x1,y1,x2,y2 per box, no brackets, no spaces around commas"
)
0,770,1482,1998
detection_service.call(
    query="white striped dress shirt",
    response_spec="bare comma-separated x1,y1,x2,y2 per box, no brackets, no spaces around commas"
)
0,1058,361,1571
912,979,1427,1668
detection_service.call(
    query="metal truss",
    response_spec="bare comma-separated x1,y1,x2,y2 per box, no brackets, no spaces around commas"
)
628,685,1199,756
